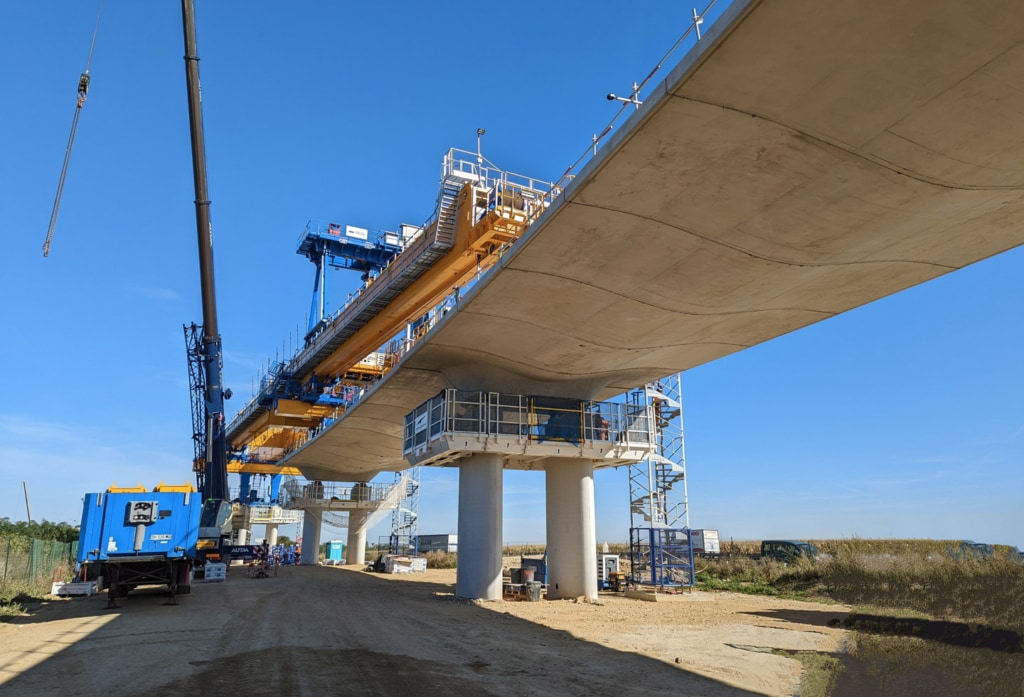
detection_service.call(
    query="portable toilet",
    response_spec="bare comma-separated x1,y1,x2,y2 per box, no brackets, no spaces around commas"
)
326,540,345,562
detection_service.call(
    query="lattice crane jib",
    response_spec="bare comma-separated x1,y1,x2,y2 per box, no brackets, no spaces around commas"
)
184,323,208,492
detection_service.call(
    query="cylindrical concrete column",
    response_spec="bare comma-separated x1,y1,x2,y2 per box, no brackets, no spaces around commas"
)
545,457,597,601
300,509,322,565
456,453,503,600
236,528,249,545
346,510,369,566
265,523,279,547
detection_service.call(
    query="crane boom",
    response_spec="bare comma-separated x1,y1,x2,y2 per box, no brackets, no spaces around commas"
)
181,0,228,503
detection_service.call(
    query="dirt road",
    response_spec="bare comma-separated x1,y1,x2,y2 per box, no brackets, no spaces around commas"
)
0,566,847,696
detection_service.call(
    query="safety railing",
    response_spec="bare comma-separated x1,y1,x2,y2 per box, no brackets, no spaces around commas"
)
442,148,561,196
279,479,392,506
445,148,567,230
556,0,724,191
403,389,652,455
246,506,304,524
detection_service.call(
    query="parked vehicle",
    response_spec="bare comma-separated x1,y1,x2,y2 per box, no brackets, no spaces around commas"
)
760,540,819,562
949,540,995,560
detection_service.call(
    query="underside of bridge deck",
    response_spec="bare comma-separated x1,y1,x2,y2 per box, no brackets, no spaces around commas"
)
286,0,1024,483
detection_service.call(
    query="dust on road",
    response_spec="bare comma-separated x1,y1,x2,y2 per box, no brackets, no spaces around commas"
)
0,566,846,696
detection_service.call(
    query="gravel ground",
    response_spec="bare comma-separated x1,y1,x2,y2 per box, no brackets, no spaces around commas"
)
0,565,848,697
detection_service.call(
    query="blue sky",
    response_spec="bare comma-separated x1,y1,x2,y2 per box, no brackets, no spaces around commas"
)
2,2,1021,549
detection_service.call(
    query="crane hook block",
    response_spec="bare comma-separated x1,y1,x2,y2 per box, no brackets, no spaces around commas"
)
77,72,90,104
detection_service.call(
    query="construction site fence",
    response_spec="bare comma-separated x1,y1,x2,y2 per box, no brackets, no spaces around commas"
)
0,537,78,584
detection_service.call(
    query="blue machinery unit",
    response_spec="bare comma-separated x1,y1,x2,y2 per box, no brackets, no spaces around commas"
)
520,555,547,585
76,488,202,606
628,527,695,589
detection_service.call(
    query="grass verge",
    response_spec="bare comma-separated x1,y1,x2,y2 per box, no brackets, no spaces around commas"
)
0,580,52,620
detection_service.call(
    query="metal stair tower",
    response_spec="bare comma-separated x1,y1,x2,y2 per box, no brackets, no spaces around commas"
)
628,373,689,528
389,466,421,555
627,373,695,588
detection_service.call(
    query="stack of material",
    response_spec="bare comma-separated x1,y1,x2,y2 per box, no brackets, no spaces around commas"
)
201,562,227,582
51,580,101,596
383,555,427,574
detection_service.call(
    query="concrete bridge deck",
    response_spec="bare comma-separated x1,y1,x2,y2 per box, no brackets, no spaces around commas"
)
284,0,1024,482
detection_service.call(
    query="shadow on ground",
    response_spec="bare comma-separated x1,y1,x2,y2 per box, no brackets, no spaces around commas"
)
0,567,776,697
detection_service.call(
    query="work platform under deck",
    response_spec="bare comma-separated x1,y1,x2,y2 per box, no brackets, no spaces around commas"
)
402,389,654,470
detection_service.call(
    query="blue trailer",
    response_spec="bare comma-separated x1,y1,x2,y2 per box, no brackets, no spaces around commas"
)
77,486,202,606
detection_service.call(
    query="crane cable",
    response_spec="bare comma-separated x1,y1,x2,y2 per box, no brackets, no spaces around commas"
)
42,1,104,258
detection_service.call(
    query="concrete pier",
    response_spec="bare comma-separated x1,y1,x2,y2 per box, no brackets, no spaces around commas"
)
300,509,321,565
456,453,503,600
346,510,369,566
545,458,597,601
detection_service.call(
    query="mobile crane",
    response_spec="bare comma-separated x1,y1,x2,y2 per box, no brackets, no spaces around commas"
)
179,0,234,559
76,2,233,605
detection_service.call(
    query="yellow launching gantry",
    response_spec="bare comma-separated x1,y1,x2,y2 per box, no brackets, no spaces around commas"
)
224,148,566,470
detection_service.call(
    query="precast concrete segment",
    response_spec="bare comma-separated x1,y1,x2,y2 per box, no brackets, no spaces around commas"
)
545,458,598,601
300,509,321,566
455,453,503,601
346,510,369,566
283,0,1024,482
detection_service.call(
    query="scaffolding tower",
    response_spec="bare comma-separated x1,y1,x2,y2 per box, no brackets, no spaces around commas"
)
627,373,695,588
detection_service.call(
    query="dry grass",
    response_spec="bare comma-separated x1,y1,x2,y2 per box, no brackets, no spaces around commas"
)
422,550,458,569
0,579,53,618
502,545,547,557
698,538,1024,630
699,539,1024,694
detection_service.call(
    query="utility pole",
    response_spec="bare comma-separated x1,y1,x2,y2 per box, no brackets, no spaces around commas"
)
22,481,33,525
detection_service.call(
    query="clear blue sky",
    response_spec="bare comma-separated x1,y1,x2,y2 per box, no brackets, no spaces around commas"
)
2,2,1021,549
